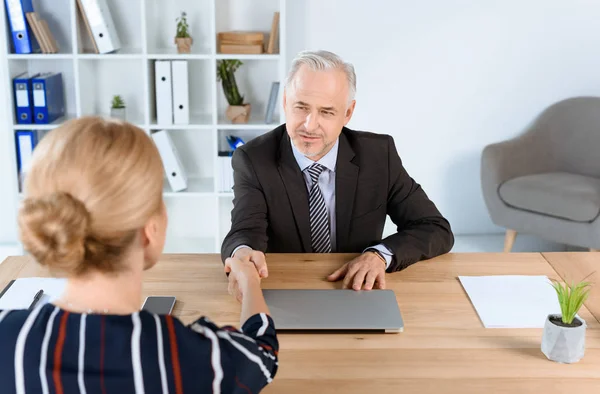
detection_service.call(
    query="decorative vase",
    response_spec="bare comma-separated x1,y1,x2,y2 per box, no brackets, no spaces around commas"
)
110,107,126,121
541,314,586,363
226,104,251,124
175,37,193,54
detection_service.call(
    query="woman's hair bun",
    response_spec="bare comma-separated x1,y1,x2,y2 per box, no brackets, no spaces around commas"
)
18,192,91,272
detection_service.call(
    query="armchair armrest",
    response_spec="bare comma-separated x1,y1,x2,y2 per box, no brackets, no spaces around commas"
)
481,133,557,223
481,133,556,189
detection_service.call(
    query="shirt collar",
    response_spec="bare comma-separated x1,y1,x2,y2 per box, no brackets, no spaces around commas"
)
290,137,339,173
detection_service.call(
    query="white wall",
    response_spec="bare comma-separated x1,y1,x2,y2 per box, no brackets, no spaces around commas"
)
286,0,600,235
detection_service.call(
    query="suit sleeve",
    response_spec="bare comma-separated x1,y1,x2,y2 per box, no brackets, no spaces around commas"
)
381,136,454,271
221,147,269,262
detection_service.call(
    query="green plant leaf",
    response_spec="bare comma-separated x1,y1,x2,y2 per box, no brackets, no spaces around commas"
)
549,276,593,325
176,10,190,38
216,59,245,106
111,95,125,108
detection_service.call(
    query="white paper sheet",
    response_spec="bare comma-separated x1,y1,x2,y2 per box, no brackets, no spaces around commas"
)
0,277,67,310
458,275,574,328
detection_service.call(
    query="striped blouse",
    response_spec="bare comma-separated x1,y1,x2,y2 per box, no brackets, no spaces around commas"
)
0,303,279,394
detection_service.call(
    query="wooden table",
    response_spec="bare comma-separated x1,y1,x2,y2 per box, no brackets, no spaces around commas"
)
1,253,600,393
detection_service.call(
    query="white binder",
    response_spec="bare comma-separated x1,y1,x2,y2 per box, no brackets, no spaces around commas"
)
171,60,190,125
155,61,173,125
152,130,187,192
78,0,122,54
218,154,234,192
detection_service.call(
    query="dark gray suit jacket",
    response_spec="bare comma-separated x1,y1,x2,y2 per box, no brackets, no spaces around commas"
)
221,125,454,272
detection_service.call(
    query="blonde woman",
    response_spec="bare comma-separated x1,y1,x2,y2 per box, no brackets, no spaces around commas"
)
0,117,278,394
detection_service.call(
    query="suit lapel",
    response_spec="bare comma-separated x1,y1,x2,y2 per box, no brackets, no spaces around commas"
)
335,131,359,252
277,132,312,252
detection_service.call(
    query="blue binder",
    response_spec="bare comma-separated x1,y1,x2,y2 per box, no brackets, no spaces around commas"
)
4,0,39,54
32,73,65,124
13,72,38,124
15,130,37,180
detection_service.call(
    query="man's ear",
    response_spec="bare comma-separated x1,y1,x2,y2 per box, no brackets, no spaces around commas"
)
344,100,356,125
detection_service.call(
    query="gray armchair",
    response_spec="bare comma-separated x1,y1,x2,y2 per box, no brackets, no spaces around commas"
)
481,97,600,252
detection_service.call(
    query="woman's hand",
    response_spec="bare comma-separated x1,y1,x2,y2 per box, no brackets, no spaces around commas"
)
224,257,262,303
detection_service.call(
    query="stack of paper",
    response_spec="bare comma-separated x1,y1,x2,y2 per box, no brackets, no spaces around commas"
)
458,275,576,328
0,278,66,310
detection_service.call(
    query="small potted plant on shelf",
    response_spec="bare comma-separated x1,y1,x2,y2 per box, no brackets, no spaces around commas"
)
217,59,251,124
175,11,193,54
110,95,126,120
541,275,593,363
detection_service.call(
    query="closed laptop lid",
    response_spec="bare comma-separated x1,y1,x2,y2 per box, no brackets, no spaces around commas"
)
262,289,404,333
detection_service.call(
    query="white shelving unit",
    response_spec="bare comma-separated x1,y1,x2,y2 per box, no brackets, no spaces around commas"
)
1,0,287,254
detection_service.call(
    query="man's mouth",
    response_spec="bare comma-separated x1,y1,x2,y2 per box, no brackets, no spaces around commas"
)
299,134,321,141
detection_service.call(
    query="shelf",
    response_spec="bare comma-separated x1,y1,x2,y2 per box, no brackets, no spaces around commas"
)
21,179,217,200
163,236,216,254
78,48,144,60
147,48,212,59
109,116,145,128
2,0,286,251
12,114,77,130
215,54,280,60
217,115,279,130
7,53,75,60
149,114,213,130
163,177,214,197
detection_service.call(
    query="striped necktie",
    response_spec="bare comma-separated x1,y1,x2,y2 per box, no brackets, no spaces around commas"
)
307,163,332,253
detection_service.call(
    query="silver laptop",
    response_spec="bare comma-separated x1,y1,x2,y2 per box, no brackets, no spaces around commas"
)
262,289,404,333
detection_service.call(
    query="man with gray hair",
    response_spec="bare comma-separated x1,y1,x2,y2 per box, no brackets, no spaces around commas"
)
221,50,453,290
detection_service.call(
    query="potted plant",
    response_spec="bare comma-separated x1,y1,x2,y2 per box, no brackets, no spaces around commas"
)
217,59,251,124
175,11,193,54
110,95,126,120
541,276,593,363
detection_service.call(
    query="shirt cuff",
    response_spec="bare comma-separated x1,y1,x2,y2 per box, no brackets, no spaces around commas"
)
364,244,393,270
231,244,251,258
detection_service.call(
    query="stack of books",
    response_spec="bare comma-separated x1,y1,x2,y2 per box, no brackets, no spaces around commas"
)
218,31,265,54
25,12,59,54
217,12,280,55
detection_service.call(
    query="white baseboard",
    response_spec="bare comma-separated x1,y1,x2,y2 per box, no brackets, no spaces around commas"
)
452,234,570,253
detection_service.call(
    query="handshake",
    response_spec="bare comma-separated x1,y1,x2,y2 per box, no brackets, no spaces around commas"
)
225,246,388,304
224,249,266,303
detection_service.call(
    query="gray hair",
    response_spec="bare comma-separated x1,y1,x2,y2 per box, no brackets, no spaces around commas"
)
285,50,357,104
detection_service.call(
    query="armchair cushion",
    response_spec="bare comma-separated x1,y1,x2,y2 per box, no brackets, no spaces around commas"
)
498,172,600,222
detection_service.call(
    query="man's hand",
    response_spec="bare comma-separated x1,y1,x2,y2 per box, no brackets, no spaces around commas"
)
224,257,262,303
233,247,269,278
327,251,387,290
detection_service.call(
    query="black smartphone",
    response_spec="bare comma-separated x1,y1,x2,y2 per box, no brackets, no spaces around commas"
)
141,296,176,315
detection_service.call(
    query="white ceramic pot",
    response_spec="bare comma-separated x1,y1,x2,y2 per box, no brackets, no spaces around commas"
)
110,107,126,121
541,314,586,363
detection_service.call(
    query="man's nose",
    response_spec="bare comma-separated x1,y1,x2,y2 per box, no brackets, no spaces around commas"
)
303,113,318,131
